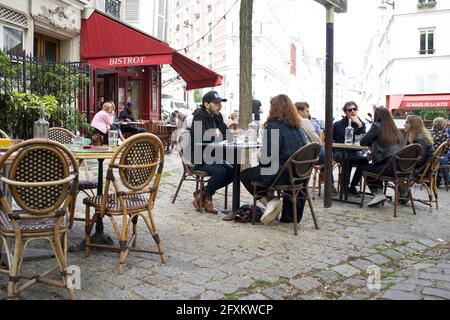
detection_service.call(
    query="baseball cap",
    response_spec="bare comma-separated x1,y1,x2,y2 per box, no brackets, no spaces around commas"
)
126,102,133,108
202,91,227,105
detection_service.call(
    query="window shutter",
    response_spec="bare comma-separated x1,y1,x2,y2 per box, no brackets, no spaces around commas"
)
96,0,106,11
125,0,140,21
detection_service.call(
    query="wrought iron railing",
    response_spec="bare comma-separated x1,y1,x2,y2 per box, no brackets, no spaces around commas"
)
105,0,121,19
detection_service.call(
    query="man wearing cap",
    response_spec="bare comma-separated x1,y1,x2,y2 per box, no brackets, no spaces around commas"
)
119,102,145,135
189,91,234,214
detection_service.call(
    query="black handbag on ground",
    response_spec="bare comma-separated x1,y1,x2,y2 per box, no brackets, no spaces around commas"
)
234,205,264,223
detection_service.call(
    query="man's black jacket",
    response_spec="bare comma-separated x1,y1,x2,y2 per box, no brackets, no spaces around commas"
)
333,116,366,144
189,106,228,165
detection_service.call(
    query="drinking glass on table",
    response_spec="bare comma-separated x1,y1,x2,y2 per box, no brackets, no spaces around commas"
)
108,130,119,150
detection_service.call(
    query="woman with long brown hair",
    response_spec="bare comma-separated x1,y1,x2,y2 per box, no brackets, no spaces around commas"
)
239,94,307,224
360,107,405,207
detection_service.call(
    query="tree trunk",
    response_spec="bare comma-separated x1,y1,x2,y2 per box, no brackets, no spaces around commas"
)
239,0,253,130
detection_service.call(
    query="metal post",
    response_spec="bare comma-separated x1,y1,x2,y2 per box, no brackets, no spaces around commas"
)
324,6,335,208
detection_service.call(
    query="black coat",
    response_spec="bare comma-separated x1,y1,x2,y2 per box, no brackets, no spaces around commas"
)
189,106,228,165
360,122,403,164
333,116,366,144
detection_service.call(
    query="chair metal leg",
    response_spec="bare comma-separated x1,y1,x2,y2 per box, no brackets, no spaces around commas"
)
172,173,186,204
307,193,319,230
292,190,298,236
252,188,257,225
360,174,367,208
410,187,417,216
394,184,399,218
224,185,228,210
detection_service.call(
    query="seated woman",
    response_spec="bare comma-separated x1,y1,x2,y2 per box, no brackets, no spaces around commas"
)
360,107,404,207
398,115,435,203
240,94,307,225
91,101,124,144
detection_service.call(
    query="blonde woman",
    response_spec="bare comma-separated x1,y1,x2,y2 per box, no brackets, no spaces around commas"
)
404,115,434,174
91,101,124,142
431,117,449,186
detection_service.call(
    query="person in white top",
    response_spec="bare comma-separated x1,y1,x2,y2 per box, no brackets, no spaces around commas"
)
295,102,321,144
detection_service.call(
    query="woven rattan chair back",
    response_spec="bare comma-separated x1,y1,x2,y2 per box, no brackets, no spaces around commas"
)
116,134,164,191
271,143,321,188
0,140,78,216
49,127,76,145
394,144,422,178
0,129,10,139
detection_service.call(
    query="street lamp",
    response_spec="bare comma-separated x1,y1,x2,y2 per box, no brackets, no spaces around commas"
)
378,0,395,10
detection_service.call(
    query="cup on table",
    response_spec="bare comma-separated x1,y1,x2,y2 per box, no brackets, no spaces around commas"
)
354,134,364,146
74,136,84,149
108,130,119,150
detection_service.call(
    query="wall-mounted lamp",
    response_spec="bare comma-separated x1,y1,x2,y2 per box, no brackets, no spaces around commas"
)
378,0,395,10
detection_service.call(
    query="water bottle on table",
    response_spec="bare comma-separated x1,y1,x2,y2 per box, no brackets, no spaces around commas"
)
344,119,354,145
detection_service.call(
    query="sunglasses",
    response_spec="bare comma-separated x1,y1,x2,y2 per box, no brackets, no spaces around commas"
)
346,108,357,112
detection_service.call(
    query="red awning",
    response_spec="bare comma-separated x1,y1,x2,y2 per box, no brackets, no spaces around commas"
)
81,11,222,90
389,94,450,110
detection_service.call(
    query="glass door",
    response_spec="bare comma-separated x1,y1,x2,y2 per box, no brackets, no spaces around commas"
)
127,79,142,120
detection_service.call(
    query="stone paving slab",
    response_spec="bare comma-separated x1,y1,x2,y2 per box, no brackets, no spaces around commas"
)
0,155,449,300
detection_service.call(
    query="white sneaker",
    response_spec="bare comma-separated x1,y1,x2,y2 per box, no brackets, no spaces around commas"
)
261,199,283,224
368,194,387,208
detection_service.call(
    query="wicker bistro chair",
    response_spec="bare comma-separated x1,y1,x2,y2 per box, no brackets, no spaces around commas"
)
172,149,228,213
82,133,165,274
0,139,79,299
49,127,98,227
360,144,422,217
414,141,448,211
251,143,321,236
311,162,341,199
0,129,10,139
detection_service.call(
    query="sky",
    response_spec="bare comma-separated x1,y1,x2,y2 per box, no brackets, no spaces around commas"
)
288,0,382,75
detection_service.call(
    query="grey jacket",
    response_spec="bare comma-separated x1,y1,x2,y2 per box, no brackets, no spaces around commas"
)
360,122,403,164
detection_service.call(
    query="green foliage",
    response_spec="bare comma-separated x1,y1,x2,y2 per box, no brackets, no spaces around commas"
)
412,109,447,120
193,89,202,103
0,51,16,92
0,92,91,139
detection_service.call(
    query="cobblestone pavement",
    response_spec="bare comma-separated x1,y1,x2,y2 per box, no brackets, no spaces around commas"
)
0,154,449,300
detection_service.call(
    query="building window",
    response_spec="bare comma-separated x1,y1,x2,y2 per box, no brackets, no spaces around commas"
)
418,0,437,9
125,0,140,22
419,29,435,55
34,33,60,62
208,52,212,69
1,24,23,54
208,23,213,42
106,0,121,19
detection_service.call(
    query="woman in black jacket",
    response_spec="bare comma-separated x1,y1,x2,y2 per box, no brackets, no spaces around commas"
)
360,107,404,207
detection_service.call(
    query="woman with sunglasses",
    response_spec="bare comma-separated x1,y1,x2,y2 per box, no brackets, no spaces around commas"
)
332,101,368,196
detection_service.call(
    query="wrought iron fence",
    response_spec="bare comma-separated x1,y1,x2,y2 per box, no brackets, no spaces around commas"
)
0,49,91,137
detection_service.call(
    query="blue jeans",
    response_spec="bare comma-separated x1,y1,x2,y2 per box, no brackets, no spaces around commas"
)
194,163,234,198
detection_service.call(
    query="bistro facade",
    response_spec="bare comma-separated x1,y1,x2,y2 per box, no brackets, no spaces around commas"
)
80,10,222,122
388,94,450,120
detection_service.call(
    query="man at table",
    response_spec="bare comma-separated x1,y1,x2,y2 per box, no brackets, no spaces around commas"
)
118,102,145,136
189,91,233,214
333,101,368,196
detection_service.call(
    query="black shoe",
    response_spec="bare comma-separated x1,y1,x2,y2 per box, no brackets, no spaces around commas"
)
348,186,360,197
331,186,338,194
